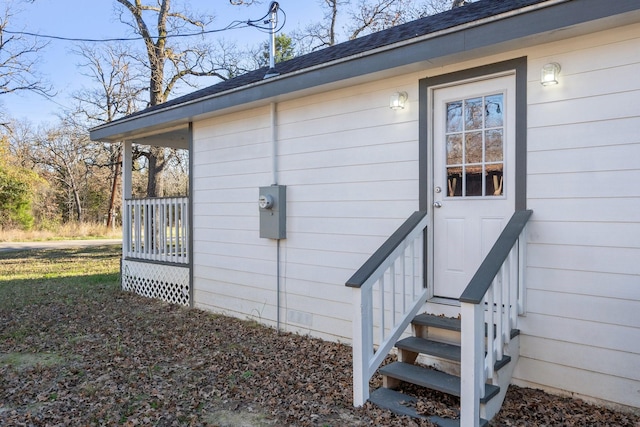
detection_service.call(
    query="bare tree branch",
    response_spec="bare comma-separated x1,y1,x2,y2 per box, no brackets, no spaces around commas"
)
71,43,146,126
0,3,52,97
114,0,224,197
347,0,409,40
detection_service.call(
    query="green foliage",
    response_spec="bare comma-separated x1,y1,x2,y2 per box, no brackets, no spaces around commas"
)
0,153,37,230
0,137,48,230
259,33,296,67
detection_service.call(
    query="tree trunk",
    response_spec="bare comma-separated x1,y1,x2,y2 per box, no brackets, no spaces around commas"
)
73,189,83,222
106,146,122,228
63,161,84,223
146,146,166,197
329,0,337,46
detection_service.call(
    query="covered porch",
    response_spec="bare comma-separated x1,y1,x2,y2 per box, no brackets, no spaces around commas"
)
120,125,192,306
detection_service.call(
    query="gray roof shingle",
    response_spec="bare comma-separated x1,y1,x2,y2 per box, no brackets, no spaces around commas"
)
135,0,549,116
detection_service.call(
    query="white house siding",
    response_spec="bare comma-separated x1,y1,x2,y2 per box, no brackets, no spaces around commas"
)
515,23,640,409
191,20,639,410
192,74,421,341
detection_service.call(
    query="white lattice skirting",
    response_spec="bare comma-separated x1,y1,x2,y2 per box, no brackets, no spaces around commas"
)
122,259,190,306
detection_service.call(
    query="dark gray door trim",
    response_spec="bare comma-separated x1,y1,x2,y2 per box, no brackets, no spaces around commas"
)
419,57,528,211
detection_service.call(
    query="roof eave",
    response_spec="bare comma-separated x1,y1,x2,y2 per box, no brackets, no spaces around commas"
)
90,0,640,142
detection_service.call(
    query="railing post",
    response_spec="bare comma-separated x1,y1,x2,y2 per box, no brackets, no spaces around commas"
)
352,285,372,406
123,201,131,258
461,301,483,427
485,285,495,380
135,201,142,257
346,211,428,408
182,198,189,261
517,232,526,315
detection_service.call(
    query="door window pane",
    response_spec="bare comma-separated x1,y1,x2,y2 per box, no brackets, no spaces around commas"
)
487,168,504,196
485,129,503,162
446,135,463,165
446,170,462,197
446,101,463,132
465,132,483,164
443,93,505,197
485,94,503,128
465,170,483,197
464,97,483,130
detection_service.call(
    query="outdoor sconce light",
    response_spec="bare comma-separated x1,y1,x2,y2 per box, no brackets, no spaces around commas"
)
389,91,408,110
541,62,561,86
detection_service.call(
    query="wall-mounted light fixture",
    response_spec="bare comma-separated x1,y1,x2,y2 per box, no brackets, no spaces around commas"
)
389,91,408,110
541,62,561,86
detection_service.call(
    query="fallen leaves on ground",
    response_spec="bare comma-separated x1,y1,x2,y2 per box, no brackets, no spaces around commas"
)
1,285,638,426
493,385,640,427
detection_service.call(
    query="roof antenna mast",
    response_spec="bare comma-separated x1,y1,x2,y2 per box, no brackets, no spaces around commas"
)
264,1,280,79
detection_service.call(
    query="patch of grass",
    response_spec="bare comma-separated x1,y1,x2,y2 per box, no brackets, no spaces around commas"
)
0,245,121,311
0,352,65,370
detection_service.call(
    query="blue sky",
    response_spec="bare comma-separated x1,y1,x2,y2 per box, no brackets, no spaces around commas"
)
3,0,322,124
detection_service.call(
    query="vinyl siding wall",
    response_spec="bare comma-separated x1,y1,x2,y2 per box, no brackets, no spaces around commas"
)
190,22,640,409
192,74,421,342
515,23,640,409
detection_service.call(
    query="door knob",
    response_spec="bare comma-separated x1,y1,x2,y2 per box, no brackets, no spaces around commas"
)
433,201,442,208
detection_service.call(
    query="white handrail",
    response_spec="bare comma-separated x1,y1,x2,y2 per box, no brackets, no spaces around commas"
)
460,210,531,426
123,197,189,264
349,212,429,406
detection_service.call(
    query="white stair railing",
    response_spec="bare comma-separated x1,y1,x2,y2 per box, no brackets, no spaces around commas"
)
347,211,429,406
459,210,532,427
124,197,189,264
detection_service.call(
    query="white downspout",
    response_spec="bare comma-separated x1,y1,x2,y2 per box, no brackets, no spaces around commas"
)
270,102,282,333
271,102,278,186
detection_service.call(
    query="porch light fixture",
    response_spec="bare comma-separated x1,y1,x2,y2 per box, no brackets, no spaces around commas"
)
389,91,408,110
541,62,561,86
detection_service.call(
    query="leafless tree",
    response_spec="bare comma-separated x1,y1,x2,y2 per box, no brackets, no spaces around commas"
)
114,0,218,197
71,43,146,126
0,1,51,96
31,122,95,223
294,0,476,52
405,0,475,19
70,43,147,227
3,118,37,170
347,0,412,40
228,0,258,5
293,0,343,52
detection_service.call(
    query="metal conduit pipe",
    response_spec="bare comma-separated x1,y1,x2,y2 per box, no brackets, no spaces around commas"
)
270,102,282,333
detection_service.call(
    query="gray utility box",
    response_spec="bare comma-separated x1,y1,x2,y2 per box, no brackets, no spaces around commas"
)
259,185,286,239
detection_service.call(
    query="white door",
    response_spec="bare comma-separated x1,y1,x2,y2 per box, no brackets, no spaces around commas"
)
432,75,516,299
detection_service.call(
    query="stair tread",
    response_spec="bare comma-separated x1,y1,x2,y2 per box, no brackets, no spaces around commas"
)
397,336,512,371
396,336,461,362
413,313,461,331
369,387,428,419
414,313,521,339
431,417,489,427
369,388,488,426
380,361,500,403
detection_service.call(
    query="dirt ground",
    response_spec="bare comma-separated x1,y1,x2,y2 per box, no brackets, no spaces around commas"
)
1,279,638,426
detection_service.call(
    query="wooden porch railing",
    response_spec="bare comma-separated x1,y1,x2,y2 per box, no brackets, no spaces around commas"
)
346,211,429,406
459,209,532,426
124,197,189,264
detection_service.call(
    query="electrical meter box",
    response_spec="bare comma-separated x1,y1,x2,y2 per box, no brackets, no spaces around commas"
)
259,185,286,239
